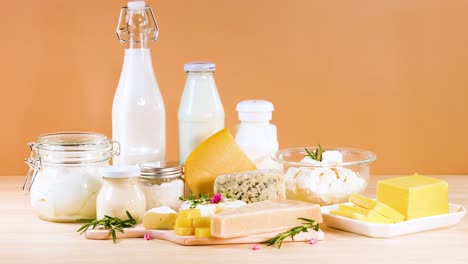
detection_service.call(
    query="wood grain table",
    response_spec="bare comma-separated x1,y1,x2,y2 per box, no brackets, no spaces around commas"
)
1,175,467,264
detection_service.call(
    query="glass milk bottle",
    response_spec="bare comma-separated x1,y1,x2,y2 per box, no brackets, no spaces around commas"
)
234,100,280,169
112,1,165,165
178,62,225,164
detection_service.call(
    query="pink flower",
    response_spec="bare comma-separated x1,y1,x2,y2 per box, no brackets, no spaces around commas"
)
309,238,317,245
144,233,151,240
252,244,261,250
210,193,223,204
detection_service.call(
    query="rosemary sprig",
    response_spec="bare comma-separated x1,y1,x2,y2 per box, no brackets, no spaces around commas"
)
76,211,137,243
262,218,320,248
305,144,324,162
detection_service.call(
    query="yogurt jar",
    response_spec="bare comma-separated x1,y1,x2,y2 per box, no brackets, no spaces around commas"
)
24,132,120,222
96,165,146,220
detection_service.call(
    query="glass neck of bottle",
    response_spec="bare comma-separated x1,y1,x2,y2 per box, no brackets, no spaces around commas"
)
186,71,214,77
127,35,150,49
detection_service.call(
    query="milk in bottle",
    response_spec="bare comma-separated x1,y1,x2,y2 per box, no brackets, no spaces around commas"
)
112,1,165,165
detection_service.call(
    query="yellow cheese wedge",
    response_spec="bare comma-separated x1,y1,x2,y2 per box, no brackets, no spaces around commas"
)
194,227,211,238
174,227,193,236
377,174,449,220
184,128,256,195
211,200,322,239
350,193,404,222
142,206,178,230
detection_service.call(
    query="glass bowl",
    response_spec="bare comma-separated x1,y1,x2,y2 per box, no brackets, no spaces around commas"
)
272,147,376,206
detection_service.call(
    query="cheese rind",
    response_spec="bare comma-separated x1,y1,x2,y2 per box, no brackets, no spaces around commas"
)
142,206,178,230
210,200,322,238
377,174,449,220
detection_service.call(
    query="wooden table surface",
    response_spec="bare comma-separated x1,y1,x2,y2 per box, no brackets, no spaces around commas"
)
1,175,467,264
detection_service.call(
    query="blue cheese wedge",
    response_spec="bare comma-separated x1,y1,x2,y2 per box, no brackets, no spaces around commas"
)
214,169,285,203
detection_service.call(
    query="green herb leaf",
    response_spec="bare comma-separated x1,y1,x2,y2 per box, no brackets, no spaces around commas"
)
305,144,324,162
76,211,138,243
262,218,320,249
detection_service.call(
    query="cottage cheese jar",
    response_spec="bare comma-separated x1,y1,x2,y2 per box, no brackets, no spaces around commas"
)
139,161,184,211
24,132,119,222
96,165,146,220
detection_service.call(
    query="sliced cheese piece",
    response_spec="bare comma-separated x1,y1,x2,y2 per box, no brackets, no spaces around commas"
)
142,206,178,230
377,174,449,220
211,200,322,238
350,193,404,223
214,169,285,203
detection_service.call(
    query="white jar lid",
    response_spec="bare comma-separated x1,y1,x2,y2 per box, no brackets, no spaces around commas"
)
184,62,216,72
127,1,146,10
100,165,141,178
236,100,274,122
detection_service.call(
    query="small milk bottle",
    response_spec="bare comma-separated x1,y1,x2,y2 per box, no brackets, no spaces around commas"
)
234,100,280,169
112,1,165,165
178,62,225,164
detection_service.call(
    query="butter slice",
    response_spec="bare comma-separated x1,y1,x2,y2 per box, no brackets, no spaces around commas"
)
377,174,449,220
143,206,178,230
350,193,404,223
211,200,322,238
331,204,393,224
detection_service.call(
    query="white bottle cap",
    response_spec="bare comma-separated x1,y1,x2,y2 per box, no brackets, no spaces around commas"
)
127,1,146,10
236,100,274,122
99,165,141,178
184,62,216,72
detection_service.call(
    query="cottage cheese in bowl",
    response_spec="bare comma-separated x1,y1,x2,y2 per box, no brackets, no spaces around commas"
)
273,147,376,205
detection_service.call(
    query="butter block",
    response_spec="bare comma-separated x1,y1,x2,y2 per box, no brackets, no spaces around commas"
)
143,206,178,230
211,200,322,238
350,193,405,222
377,174,449,220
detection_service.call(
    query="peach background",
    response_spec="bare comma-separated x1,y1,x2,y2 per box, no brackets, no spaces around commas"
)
1,0,467,176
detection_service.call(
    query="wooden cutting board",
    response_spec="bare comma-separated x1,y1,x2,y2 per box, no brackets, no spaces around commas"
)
85,224,324,246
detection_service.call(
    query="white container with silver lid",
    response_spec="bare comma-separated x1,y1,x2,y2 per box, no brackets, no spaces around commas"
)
24,132,120,222
139,161,184,211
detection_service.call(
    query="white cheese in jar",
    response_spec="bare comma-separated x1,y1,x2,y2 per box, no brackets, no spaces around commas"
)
30,166,103,221
285,151,366,204
140,179,184,211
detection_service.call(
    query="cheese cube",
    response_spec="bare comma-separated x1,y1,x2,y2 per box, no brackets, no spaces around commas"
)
174,227,193,236
193,216,211,228
377,174,449,220
194,227,211,238
143,206,178,230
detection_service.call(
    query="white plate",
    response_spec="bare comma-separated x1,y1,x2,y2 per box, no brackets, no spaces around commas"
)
321,202,466,238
